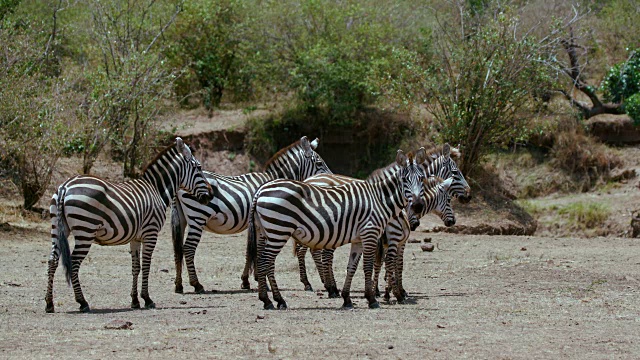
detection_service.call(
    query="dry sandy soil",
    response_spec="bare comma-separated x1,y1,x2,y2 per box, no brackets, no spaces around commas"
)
1,221,639,359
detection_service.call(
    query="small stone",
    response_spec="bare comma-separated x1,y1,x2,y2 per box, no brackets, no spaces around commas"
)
520,247,527,251
179,301,187,305
388,345,394,349
159,269,169,273
436,324,445,329
407,238,420,244
256,314,265,320
423,237,432,243
421,243,434,252
104,320,133,330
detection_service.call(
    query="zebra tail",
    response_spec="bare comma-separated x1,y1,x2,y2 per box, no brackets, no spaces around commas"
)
56,188,72,286
375,232,388,270
246,211,258,276
171,199,186,269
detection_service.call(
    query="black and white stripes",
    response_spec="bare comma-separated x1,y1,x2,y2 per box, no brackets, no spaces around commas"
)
45,138,213,313
246,150,427,310
170,136,332,293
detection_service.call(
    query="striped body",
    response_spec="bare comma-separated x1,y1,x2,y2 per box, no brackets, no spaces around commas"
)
170,136,332,293
247,150,426,310
296,143,469,301
45,138,213,313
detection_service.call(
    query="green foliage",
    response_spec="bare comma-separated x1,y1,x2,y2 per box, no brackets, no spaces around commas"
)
76,0,178,178
0,0,20,22
625,93,640,125
601,49,640,104
596,0,640,61
0,17,75,209
558,202,610,229
166,0,252,109
384,5,556,176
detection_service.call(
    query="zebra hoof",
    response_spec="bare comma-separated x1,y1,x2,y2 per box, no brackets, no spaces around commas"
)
304,284,314,292
45,305,54,313
375,287,380,297
193,284,205,294
145,301,156,310
131,301,141,309
277,301,288,310
264,303,275,310
401,289,408,298
175,285,184,294
341,303,354,310
241,280,251,290
79,304,91,313
368,301,380,309
383,293,391,302
397,298,406,304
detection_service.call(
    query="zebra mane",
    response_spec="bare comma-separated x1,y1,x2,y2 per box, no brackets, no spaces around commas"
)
263,139,302,169
421,144,461,165
366,151,415,181
424,176,445,189
141,142,180,175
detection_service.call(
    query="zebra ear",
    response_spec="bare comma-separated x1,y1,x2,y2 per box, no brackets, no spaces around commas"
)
443,143,451,160
310,138,319,150
176,137,193,160
396,149,408,166
300,136,313,157
414,147,427,164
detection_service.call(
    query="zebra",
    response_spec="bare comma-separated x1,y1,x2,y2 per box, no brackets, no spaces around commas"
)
295,143,469,298
45,138,214,313
246,149,427,310
170,136,332,294
299,174,456,302
376,176,455,302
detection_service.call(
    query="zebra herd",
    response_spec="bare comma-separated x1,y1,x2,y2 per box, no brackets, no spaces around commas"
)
45,136,470,313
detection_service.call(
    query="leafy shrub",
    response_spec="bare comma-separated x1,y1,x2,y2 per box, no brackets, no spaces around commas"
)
624,93,640,125
601,49,640,104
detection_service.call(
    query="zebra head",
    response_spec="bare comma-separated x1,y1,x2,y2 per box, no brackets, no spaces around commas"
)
396,148,427,216
175,137,215,205
297,136,333,179
425,143,471,204
405,176,457,230
429,177,456,227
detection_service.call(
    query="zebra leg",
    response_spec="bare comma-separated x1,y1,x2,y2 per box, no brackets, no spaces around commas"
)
383,241,399,302
45,247,60,313
69,238,93,313
322,249,340,298
130,241,142,309
310,249,325,285
140,238,158,309
340,243,362,309
256,232,275,309
296,243,313,291
183,222,206,294
171,199,187,294
362,238,380,309
266,238,288,310
373,245,387,298
396,241,408,300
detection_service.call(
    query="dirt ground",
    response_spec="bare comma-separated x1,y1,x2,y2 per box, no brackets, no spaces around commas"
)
1,222,638,359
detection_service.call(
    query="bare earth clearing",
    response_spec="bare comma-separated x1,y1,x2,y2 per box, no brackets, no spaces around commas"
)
1,223,638,359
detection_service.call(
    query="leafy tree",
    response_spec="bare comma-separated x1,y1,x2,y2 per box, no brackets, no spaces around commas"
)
77,0,179,178
166,0,252,110
0,3,76,210
384,4,561,176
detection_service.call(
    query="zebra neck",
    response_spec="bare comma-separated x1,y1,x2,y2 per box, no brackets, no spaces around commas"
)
424,156,446,177
264,152,302,180
373,175,405,218
141,155,179,207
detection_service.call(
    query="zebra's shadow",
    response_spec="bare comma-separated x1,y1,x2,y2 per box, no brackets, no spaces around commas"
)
65,304,224,314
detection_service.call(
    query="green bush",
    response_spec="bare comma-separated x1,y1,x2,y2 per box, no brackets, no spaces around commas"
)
166,0,252,109
601,49,640,104
625,93,640,125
